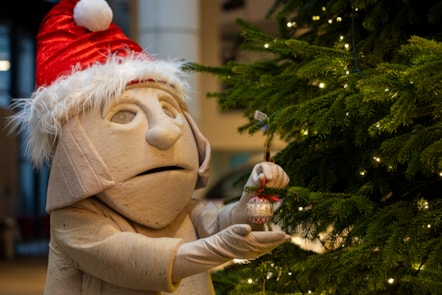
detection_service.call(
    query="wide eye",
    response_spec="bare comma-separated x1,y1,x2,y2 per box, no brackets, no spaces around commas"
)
110,110,136,124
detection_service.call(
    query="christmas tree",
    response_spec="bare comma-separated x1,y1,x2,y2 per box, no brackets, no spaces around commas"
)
187,0,442,294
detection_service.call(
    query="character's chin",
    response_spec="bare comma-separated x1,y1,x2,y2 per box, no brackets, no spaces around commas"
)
102,169,198,229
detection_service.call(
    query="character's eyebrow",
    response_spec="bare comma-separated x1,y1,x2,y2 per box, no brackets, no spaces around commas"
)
126,80,188,111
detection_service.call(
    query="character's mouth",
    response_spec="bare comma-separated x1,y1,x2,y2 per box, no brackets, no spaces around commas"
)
136,166,184,176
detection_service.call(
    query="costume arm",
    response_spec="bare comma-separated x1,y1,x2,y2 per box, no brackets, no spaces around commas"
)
50,200,182,292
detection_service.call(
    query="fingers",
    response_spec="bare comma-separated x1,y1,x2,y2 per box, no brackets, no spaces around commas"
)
249,162,290,188
220,225,291,259
230,224,252,236
251,231,291,244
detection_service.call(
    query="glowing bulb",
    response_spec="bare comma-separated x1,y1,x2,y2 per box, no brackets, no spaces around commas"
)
344,43,350,49
344,84,348,88
0,60,10,71
427,224,431,228
346,70,350,75
359,170,366,176
340,35,344,40
373,156,381,162
247,278,253,284
264,43,270,48
312,15,320,21
336,16,342,22
328,19,333,24
322,6,326,11
319,82,325,88
298,207,304,211
385,88,389,92
388,278,395,284
288,271,292,276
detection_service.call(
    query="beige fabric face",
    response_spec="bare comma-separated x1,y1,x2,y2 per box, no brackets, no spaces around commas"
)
79,86,200,228
46,116,115,212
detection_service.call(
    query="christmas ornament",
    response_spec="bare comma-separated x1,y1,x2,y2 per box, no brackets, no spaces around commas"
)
247,178,281,224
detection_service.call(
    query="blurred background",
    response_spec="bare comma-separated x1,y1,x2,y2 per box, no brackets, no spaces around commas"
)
0,0,285,294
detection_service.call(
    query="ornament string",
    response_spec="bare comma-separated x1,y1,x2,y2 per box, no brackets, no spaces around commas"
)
254,110,273,162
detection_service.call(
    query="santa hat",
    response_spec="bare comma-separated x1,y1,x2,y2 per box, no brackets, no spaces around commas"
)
10,0,190,167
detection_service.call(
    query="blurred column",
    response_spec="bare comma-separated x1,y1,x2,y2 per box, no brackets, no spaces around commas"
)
134,0,201,122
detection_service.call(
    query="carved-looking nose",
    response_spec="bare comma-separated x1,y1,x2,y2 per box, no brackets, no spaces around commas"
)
145,117,181,150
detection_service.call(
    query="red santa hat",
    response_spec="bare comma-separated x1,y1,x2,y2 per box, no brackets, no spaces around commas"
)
10,0,190,167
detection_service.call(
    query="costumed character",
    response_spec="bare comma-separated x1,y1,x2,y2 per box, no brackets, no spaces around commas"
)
9,0,291,294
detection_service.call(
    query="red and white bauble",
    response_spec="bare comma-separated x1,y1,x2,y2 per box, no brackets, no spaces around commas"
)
247,195,274,224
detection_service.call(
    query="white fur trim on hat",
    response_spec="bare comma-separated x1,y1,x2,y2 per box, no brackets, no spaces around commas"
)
9,52,190,168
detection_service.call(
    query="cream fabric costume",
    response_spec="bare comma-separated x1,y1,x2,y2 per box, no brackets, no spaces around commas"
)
9,0,291,294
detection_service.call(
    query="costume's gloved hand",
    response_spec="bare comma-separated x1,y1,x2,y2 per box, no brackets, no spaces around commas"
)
172,224,291,281
228,162,290,225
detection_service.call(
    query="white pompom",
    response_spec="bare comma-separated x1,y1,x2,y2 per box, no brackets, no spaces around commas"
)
73,0,113,32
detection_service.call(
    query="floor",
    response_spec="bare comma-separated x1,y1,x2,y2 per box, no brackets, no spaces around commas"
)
0,240,48,295
0,256,47,295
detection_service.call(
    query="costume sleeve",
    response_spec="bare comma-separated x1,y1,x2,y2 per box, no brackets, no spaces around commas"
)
50,199,183,292
190,199,238,238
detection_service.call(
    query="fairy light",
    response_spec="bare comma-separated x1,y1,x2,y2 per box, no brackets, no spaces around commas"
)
298,206,304,211
388,278,395,284
247,278,253,284
439,171,442,177
319,82,325,88
427,224,431,228
417,199,429,210
344,43,350,49
322,6,326,11
264,43,270,49
359,170,366,176
0,60,10,71
287,22,297,28
336,16,342,22
340,35,344,40
344,84,348,89
312,15,320,21
373,156,381,163
328,19,333,24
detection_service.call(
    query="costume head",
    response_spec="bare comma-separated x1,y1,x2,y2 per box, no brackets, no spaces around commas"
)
9,0,211,218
